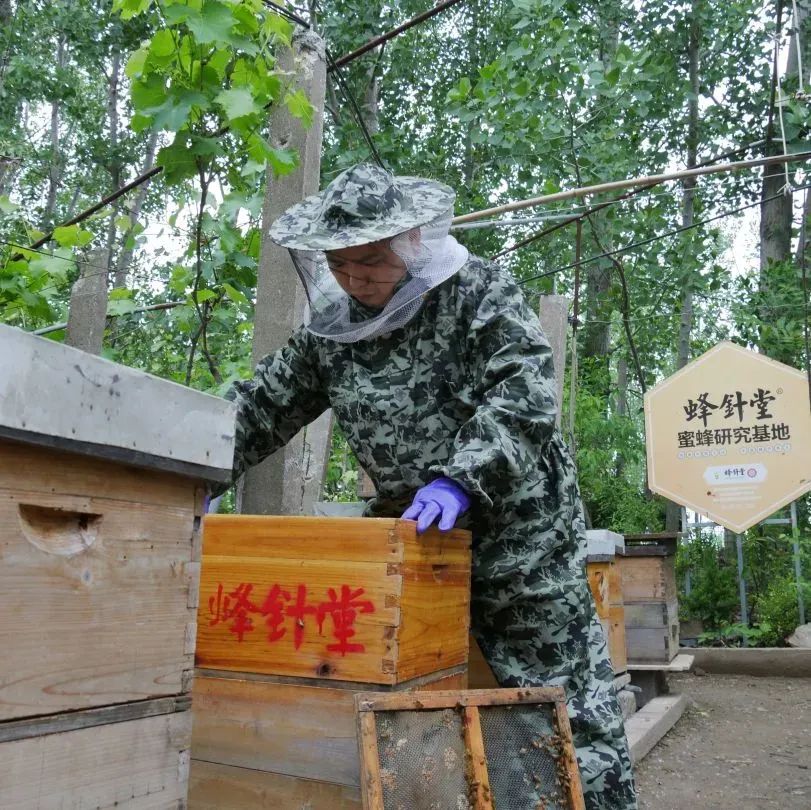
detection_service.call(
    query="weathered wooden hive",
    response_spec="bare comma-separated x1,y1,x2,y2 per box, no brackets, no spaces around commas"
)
189,515,472,810
586,529,627,675
0,324,235,808
619,532,680,664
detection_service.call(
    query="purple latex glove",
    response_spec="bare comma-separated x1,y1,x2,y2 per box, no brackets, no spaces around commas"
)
402,477,471,534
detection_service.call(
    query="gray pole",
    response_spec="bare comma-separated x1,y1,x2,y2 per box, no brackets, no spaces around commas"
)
681,508,692,597
242,29,332,516
736,533,748,644
537,295,570,427
791,501,806,626
65,248,109,355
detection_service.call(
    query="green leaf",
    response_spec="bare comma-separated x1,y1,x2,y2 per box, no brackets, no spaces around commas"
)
246,133,298,175
193,289,217,302
148,29,177,65
157,134,199,183
232,3,260,34
207,47,231,78
131,73,168,113
107,295,138,316
0,195,19,216
125,45,149,79
163,3,193,24
130,113,154,133
113,0,151,20
215,87,261,121
29,248,75,281
115,215,133,231
223,282,249,305
262,12,292,45
53,225,94,248
231,57,253,86
186,1,235,45
151,89,208,131
284,89,314,127
268,146,298,176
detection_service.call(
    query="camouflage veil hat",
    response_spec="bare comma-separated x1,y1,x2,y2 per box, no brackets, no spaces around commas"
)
269,163,456,250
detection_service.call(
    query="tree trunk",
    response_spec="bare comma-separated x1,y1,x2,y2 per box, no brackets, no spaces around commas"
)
615,356,628,477
361,53,382,136
581,0,621,397
759,0,799,329
666,0,701,532
104,51,122,281
242,30,331,517
43,36,67,228
113,131,158,288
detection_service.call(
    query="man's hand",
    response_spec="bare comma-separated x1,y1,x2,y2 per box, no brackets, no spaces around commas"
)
401,477,471,534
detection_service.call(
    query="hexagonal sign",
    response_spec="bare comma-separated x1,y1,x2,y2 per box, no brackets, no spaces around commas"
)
644,342,811,533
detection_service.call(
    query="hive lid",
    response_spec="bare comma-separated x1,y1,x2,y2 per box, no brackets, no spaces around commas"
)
0,324,236,482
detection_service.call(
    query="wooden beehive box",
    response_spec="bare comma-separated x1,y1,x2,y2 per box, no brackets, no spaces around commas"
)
191,515,472,809
0,324,235,804
619,533,680,663
196,515,472,684
586,530,627,675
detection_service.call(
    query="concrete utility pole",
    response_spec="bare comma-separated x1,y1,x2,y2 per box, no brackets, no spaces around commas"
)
538,295,570,427
242,29,332,516
65,248,109,355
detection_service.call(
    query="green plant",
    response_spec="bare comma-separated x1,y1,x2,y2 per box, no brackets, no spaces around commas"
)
677,532,739,629
755,576,811,646
697,621,773,648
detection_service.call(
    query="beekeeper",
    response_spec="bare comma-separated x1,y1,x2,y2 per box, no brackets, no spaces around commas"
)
224,163,637,809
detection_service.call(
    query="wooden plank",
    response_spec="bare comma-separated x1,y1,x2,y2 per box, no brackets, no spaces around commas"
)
0,323,235,479
601,604,628,675
0,708,192,808
608,559,624,605
462,706,494,810
587,561,611,619
468,635,499,688
0,695,190,743
196,556,400,683
0,473,197,721
0,439,195,507
202,515,403,563
625,694,688,764
188,761,363,810
618,555,677,603
355,686,567,713
624,600,679,628
627,653,694,672
553,700,587,810
195,665,467,693
396,526,471,681
625,626,679,664
191,670,466,787
357,711,385,810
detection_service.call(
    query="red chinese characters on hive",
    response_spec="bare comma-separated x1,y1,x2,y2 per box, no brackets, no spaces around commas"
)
207,582,375,656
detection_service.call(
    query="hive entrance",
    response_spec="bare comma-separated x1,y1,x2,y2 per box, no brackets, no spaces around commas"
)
355,688,585,810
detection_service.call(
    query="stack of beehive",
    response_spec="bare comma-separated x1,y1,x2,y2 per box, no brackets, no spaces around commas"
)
619,533,680,663
0,325,235,807
586,529,627,676
189,515,472,810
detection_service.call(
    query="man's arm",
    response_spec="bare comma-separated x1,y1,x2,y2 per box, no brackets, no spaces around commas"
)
430,267,558,507
219,328,330,491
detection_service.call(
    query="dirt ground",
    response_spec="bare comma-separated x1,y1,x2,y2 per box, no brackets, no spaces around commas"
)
634,673,811,809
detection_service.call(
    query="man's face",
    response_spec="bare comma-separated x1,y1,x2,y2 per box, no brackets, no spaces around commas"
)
325,240,407,308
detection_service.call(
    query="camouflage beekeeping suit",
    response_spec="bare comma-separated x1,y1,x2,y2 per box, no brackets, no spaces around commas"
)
225,166,638,810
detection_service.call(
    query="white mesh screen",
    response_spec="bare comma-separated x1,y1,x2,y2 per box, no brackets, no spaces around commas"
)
289,208,468,343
